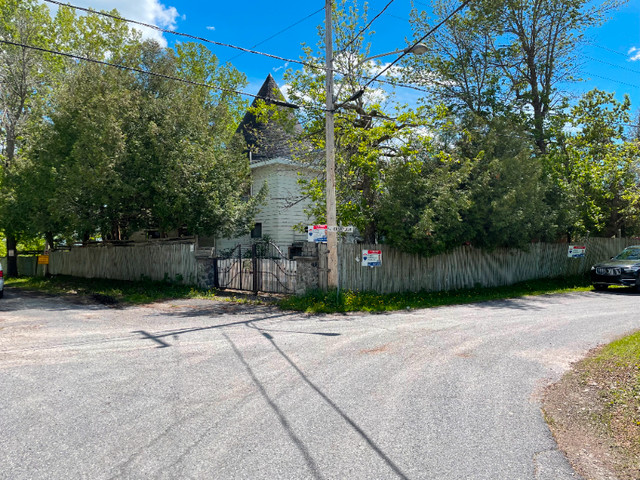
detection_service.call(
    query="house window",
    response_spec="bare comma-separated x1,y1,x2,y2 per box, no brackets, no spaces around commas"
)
251,223,262,239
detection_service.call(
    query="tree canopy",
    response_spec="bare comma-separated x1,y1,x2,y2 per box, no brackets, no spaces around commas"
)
1,0,637,263
0,1,262,252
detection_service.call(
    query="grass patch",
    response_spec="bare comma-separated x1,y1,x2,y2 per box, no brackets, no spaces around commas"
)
6,275,218,305
8,274,591,311
279,275,592,313
544,331,640,480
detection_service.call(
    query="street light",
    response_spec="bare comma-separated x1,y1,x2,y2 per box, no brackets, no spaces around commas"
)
324,0,427,291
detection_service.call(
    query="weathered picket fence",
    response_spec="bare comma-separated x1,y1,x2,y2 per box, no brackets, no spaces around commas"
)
49,242,197,284
8,236,636,294
335,237,637,294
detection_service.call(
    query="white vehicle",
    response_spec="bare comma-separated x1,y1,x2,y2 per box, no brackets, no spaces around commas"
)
0,262,4,298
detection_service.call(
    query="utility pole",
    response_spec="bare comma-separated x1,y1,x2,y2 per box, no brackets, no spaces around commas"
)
325,0,338,290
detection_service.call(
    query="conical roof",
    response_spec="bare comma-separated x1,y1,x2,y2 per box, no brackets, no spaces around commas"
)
236,74,302,162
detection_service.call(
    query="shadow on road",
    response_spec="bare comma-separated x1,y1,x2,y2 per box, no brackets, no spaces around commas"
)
133,311,341,349
236,322,411,480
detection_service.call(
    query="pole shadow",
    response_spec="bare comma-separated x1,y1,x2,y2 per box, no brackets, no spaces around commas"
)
246,322,411,479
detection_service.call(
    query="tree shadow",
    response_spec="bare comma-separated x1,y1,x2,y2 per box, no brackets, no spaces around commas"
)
467,297,547,311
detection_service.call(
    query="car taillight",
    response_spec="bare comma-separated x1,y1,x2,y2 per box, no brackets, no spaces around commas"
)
0,270,3,278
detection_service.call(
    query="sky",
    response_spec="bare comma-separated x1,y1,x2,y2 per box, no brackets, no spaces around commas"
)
40,0,640,121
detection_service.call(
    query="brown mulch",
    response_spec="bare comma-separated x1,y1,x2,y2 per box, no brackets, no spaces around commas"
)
543,347,640,480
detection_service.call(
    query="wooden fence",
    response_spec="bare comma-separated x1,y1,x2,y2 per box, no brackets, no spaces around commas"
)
335,237,638,294
0,256,46,277
49,242,197,284
9,236,638,294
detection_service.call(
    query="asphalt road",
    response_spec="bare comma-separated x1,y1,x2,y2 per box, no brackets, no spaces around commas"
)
1,287,639,480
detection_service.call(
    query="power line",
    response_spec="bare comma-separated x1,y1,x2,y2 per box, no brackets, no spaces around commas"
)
43,0,309,68
363,0,472,90
338,0,397,55
225,7,324,63
0,38,307,110
585,41,631,58
584,56,640,75
586,72,640,89
43,0,431,97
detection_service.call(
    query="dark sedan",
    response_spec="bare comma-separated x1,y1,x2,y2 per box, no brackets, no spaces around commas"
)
590,245,640,291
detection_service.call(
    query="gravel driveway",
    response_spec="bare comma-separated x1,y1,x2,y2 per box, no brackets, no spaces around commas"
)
1,287,639,480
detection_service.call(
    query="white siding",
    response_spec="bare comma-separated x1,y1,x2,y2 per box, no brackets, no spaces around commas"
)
209,159,315,254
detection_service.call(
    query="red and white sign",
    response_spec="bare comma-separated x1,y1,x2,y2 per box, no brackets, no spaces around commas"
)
308,225,328,243
362,249,382,267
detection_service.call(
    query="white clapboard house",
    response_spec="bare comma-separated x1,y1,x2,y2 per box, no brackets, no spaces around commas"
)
199,74,315,257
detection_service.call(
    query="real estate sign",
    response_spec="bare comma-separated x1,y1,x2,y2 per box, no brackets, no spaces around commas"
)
362,249,382,267
567,245,586,258
308,225,328,243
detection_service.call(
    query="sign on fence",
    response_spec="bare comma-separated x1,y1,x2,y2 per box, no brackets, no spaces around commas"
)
362,249,382,267
568,245,586,258
308,225,328,243
37,255,49,265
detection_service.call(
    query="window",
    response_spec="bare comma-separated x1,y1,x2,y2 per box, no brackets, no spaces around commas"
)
251,223,262,239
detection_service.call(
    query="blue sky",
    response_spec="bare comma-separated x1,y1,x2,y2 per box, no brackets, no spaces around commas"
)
42,0,640,119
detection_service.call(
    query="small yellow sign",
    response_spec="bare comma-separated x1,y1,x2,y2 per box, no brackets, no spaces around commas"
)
38,255,50,265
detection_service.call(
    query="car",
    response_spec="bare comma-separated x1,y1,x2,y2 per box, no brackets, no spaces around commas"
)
0,262,3,298
590,245,640,291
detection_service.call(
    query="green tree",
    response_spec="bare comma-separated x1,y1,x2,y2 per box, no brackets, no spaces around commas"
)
548,89,640,238
378,115,557,255
408,0,624,154
0,0,53,273
23,38,261,244
284,0,432,242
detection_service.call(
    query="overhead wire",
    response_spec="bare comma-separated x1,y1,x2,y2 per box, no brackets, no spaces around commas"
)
43,0,310,68
43,0,432,98
584,55,640,76
585,41,633,58
363,0,472,90
337,0,397,55
0,38,317,110
586,72,640,89
224,7,324,63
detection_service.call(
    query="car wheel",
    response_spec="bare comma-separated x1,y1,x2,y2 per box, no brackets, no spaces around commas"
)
593,284,608,291
0,290,3,298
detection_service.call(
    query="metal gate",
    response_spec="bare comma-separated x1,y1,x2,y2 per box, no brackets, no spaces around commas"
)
214,242,296,294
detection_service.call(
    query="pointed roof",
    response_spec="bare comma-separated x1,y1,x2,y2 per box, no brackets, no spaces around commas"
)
236,74,302,162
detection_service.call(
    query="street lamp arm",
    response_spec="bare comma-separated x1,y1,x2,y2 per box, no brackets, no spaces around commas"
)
363,43,428,62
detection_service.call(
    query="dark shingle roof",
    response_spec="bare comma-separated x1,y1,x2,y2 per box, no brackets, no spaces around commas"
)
236,74,302,162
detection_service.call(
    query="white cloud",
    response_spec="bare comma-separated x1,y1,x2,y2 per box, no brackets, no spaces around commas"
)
206,26,216,31
629,47,640,62
272,62,289,73
42,0,180,48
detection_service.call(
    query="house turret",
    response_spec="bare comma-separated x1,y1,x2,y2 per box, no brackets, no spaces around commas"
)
236,74,302,162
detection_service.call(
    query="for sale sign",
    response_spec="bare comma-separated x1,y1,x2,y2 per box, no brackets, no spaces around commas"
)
308,225,328,243
568,245,586,258
362,249,382,267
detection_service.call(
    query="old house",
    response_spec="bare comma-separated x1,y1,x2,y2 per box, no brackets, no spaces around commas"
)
199,74,315,256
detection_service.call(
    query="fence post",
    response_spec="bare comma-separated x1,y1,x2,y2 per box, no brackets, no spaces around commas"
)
252,243,259,295
238,245,243,291
212,257,220,289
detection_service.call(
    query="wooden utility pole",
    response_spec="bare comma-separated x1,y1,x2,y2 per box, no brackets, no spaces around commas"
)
325,0,338,290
